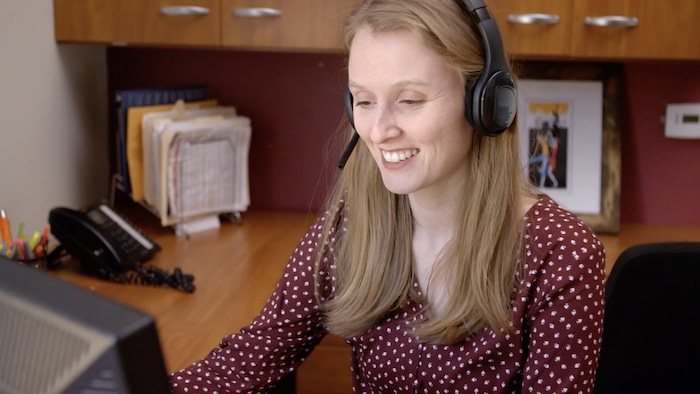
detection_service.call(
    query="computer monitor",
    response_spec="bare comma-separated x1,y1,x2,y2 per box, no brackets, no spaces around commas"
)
0,257,170,394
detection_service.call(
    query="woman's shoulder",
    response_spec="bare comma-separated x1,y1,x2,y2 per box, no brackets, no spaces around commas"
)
525,195,595,233
523,194,605,264
517,194,606,317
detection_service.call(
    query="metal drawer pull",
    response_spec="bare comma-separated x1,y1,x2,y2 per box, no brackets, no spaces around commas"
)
160,6,210,16
507,13,560,25
232,7,283,18
584,16,639,27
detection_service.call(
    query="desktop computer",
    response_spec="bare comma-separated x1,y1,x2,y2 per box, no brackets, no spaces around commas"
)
0,257,170,394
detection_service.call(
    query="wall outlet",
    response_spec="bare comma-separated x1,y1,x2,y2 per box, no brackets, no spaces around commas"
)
665,103,700,139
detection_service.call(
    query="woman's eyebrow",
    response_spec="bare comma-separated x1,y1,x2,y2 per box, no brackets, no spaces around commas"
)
348,79,431,90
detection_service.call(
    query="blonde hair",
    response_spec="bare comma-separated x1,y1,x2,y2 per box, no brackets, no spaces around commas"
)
316,0,531,344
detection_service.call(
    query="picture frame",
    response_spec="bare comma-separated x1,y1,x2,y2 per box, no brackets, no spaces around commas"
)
515,62,622,234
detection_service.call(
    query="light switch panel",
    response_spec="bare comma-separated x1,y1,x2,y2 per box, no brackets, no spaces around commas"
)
665,103,700,139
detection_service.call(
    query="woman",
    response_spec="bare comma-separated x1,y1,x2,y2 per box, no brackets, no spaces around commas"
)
170,1,605,392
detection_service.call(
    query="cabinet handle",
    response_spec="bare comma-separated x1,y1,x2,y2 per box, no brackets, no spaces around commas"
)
584,16,639,27
506,13,560,25
232,7,283,18
160,6,210,16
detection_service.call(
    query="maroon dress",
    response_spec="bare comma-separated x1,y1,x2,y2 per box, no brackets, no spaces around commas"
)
170,196,606,393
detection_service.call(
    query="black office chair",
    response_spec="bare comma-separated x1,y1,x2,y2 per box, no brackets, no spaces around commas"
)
594,242,700,394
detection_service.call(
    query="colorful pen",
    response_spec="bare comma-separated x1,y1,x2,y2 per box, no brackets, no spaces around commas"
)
29,231,41,250
0,210,11,244
23,239,33,260
16,222,25,240
14,239,25,260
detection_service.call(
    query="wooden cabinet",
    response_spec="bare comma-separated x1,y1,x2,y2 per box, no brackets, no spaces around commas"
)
53,0,700,59
54,0,359,52
54,0,221,47
488,0,573,59
54,0,119,43
489,0,700,61
117,1,221,47
571,0,700,60
222,0,361,52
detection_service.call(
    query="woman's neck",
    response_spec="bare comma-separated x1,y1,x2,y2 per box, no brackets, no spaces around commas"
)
409,188,459,313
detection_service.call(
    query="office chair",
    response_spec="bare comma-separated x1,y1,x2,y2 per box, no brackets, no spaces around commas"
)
593,242,700,394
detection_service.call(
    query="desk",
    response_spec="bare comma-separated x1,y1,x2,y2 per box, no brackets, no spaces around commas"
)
51,206,700,393
50,208,350,393
596,224,700,276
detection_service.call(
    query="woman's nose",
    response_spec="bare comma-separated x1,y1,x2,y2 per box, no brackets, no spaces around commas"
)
369,104,401,143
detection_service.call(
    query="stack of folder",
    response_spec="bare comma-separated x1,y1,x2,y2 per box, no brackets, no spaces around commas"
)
117,86,251,228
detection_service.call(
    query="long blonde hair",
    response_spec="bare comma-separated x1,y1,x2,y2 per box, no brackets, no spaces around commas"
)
316,0,530,344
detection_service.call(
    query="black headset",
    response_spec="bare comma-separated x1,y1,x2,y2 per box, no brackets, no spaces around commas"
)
337,0,517,169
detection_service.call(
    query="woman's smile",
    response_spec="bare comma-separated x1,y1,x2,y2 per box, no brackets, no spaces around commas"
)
381,148,419,163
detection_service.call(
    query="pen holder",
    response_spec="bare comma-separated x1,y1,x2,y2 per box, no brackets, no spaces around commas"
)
0,210,51,266
1,227,51,269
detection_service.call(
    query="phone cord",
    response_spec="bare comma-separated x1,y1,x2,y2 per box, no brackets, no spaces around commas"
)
112,263,196,293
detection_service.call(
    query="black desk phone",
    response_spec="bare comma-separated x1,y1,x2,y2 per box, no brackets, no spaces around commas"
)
48,204,161,279
48,203,195,292
48,203,194,292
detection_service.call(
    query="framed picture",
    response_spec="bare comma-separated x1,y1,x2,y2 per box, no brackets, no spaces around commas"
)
516,62,622,233
518,79,603,213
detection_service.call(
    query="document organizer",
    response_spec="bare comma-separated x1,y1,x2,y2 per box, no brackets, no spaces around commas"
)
155,115,251,227
141,105,238,211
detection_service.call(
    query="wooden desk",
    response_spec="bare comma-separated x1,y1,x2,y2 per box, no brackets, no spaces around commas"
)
597,224,700,276
51,207,351,393
51,206,700,393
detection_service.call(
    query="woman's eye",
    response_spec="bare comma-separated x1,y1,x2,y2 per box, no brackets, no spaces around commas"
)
400,98,424,106
355,101,372,107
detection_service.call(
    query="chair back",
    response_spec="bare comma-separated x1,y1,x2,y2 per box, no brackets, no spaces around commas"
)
594,242,700,393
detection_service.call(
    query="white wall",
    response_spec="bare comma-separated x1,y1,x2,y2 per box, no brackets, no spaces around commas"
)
0,1,108,235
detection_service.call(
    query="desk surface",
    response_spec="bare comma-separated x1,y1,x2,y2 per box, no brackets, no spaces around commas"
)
51,207,700,392
51,209,316,373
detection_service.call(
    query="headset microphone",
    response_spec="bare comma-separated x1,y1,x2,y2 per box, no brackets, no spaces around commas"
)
337,88,358,169
337,131,359,169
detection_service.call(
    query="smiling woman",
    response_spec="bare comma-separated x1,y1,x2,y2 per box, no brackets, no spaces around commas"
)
347,27,474,196
169,1,606,393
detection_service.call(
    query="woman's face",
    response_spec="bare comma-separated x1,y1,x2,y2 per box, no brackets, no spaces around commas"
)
348,26,474,199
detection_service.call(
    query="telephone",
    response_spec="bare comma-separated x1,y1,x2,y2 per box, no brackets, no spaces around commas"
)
48,203,161,280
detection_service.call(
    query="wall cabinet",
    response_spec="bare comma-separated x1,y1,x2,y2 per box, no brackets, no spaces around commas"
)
222,0,359,51
489,0,700,61
54,0,360,52
54,0,221,47
55,0,700,60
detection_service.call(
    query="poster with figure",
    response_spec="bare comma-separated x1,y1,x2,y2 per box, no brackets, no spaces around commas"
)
526,102,570,190
517,80,603,215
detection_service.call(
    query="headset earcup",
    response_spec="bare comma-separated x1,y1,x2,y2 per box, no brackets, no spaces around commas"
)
480,71,517,136
344,88,355,129
464,83,479,133
465,71,516,137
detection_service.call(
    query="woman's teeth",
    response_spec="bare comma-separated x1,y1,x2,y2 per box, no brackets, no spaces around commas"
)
382,149,419,163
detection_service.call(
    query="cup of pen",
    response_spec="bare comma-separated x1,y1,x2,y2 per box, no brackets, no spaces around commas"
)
1,210,50,269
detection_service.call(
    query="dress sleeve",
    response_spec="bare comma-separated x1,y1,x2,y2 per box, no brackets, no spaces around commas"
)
520,210,606,394
169,216,334,393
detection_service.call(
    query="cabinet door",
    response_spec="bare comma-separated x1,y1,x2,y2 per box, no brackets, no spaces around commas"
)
572,0,700,60
488,0,573,58
117,0,220,46
221,0,361,51
54,0,119,43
